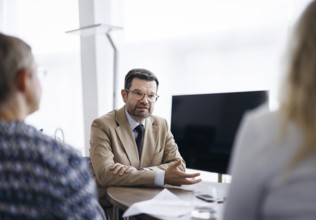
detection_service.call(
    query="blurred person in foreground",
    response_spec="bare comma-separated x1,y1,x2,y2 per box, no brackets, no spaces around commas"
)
90,68,201,212
223,1,316,220
0,33,105,219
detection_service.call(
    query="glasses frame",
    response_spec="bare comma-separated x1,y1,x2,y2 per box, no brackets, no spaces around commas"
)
125,89,159,103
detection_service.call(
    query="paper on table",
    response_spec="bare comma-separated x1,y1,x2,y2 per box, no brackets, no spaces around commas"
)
122,188,191,219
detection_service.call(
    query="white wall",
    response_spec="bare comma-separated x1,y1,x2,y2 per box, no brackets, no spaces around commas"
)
0,0,313,158
118,0,296,122
119,31,284,120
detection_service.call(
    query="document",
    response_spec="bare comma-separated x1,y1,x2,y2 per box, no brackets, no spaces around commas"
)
122,188,192,219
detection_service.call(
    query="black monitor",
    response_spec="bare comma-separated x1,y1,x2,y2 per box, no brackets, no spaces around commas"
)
170,90,268,174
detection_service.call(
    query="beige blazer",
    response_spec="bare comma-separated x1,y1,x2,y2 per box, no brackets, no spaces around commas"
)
89,106,185,205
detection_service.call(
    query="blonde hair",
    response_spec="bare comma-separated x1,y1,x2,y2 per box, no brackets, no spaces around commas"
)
279,0,316,170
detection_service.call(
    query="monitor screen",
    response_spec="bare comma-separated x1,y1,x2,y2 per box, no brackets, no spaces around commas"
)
170,90,268,174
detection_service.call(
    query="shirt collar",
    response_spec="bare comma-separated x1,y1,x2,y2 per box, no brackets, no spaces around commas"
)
124,106,145,130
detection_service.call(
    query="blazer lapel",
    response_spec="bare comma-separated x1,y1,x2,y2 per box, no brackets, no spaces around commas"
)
140,117,158,167
115,107,140,167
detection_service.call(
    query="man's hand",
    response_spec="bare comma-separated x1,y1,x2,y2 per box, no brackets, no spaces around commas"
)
110,163,137,176
165,160,201,186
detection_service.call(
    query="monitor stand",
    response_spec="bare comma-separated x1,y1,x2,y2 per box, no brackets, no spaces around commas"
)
218,173,223,183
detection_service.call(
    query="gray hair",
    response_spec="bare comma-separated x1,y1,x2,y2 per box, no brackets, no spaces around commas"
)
0,33,34,104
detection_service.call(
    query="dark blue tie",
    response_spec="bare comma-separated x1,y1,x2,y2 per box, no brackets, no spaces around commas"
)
135,124,144,158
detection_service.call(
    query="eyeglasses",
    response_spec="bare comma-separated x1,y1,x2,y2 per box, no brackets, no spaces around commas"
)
125,89,159,103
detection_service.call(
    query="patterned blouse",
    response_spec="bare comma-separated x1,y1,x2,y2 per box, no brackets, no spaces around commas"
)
0,121,105,220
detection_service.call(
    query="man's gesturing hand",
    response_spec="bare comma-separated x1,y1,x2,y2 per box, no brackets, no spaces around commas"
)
165,160,201,186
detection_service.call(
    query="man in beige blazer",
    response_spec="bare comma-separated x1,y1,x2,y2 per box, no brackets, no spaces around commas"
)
90,68,201,211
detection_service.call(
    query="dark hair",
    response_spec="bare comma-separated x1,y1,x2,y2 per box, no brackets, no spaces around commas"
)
124,68,159,90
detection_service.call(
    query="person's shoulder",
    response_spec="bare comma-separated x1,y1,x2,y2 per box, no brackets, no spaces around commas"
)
91,108,121,128
242,104,280,134
46,143,89,180
95,109,117,121
36,140,93,202
36,133,84,168
245,103,278,122
46,138,81,157
149,114,167,124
